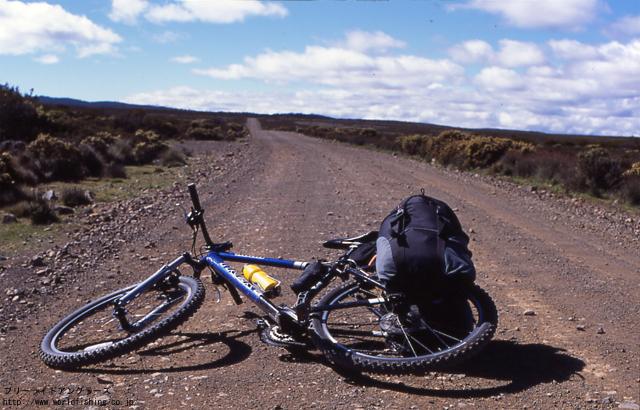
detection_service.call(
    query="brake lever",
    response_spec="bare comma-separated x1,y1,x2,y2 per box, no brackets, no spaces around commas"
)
176,202,188,220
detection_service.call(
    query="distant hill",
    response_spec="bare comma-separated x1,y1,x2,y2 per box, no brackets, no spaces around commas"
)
35,95,636,144
36,96,171,111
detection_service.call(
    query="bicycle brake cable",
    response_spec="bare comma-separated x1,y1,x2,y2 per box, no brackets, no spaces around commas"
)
191,225,199,255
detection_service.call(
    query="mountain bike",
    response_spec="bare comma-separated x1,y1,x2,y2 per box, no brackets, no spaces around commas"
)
40,184,498,373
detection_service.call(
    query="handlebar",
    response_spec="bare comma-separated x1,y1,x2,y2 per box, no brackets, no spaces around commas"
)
186,183,214,248
188,183,202,211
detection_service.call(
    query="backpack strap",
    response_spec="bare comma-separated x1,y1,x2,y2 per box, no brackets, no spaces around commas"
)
388,207,405,237
434,204,446,267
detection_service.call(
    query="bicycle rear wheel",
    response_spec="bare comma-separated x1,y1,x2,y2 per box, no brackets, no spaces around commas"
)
310,281,497,373
40,275,204,369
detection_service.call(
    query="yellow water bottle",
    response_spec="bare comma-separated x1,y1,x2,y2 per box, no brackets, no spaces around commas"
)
242,264,281,295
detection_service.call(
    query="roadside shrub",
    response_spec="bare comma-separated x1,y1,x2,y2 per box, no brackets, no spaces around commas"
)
462,137,513,168
131,129,161,144
81,132,117,159
399,135,427,156
29,199,59,225
377,134,401,151
359,128,378,139
8,198,59,224
61,187,93,207
577,147,623,196
619,176,640,205
105,162,127,178
423,130,535,170
79,144,105,177
132,141,166,164
142,115,179,139
0,84,41,142
130,129,167,164
14,155,39,185
533,151,581,189
109,138,134,164
0,140,27,154
136,143,166,163
0,152,30,205
1,152,27,184
158,147,186,167
226,122,248,139
422,130,470,166
6,200,32,218
186,126,224,140
0,185,26,206
27,134,84,181
623,162,640,177
492,149,537,177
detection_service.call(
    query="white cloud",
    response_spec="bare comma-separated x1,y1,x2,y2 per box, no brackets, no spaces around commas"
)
129,37,640,136
448,40,493,63
34,54,59,64
145,0,287,24
152,30,183,44
475,66,524,90
449,39,544,67
0,0,121,57
548,39,598,60
194,32,462,89
171,55,199,64
567,40,640,99
109,0,148,24
606,15,640,38
495,40,545,67
455,0,601,29
343,30,405,53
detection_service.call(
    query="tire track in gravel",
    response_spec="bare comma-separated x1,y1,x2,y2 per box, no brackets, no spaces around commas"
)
234,120,639,407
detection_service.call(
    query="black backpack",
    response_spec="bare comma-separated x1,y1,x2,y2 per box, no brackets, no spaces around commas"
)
376,194,475,296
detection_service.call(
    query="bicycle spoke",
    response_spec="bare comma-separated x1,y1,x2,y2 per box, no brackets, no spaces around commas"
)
430,328,463,343
419,321,452,348
407,334,434,355
397,321,418,357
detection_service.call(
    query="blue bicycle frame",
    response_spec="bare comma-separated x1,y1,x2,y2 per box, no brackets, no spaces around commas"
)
204,251,308,322
116,250,309,328
115,183,337,331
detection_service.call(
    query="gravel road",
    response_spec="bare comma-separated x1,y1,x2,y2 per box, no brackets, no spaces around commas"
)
0,119,638,409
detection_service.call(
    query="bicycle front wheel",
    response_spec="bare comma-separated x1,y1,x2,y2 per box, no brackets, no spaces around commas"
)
310,281,497,373
40,275,204,369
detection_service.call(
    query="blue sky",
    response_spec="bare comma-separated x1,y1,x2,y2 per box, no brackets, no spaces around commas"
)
1,0,639,136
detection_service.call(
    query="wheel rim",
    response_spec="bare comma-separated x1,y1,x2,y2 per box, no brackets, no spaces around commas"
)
49,281,193,356
319,284,486,361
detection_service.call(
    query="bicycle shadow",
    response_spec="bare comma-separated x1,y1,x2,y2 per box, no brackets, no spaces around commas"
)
278,340,585,398
328,340,585,398
71,329,255,375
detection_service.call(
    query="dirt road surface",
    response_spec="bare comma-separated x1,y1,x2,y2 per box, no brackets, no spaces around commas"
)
1,119,639,409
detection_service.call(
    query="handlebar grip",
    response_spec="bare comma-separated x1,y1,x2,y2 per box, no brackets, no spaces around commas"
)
187,183,202,211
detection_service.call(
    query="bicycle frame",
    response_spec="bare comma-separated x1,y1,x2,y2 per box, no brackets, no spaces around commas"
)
203,251,308,324
115,250,309,327
115,183,385,333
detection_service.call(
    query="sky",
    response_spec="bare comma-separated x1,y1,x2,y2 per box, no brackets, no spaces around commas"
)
1,0,639,136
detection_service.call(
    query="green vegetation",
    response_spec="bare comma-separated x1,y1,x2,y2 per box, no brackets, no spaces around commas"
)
0,163,184,251
263,117,640,207
0,83,248,216
400,131,534,169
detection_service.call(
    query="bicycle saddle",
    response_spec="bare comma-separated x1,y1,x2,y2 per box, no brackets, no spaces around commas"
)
322,230,378,249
